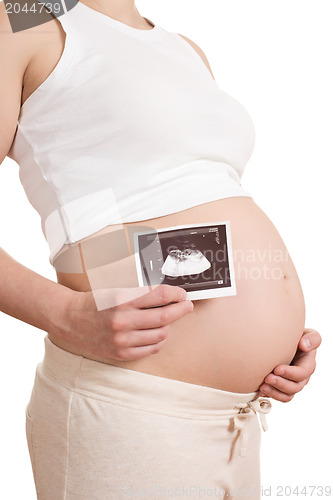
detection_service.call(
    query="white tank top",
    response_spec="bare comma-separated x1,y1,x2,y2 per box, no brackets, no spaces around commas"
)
10,1,256,266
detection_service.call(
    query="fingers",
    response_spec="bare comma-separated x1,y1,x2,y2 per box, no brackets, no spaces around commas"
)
91,284,187,310
258,339,318,402
113,338,169,361
113,327,169,349
111,299,193,331
298,328,322,351
273,349,316,383
107,299,193,363
127,284,188,309
259,373,308,400
258,384,295,402
99,285,194,362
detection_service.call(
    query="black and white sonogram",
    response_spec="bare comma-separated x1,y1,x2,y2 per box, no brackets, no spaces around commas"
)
133,221,237,300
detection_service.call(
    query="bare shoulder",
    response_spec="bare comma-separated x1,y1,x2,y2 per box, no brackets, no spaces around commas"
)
176,33,215,79
0,1,60,163
0,1,61,60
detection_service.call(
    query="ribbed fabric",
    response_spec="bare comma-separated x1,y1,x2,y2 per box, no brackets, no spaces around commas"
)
25,336,272,499
10,1,256,266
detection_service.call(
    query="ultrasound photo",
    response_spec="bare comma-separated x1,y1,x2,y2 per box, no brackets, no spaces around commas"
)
133,221,237,300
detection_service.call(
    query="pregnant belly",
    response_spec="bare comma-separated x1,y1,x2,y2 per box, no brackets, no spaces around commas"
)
54,196,306,393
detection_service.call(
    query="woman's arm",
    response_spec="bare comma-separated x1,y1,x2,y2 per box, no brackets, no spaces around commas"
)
0,247,76,336
0,2,79,338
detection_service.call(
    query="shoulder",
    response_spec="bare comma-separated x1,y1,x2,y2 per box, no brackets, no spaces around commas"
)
0,1,64,81
0,1,61,44
0,1,29,80
0,1,60,57
176,33,215,79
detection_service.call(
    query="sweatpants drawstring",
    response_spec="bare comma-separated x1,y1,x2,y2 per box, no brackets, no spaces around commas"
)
233,397,272,457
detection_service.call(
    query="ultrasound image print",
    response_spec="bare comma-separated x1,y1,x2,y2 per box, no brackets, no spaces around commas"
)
133,221,237,300
161,243,211,277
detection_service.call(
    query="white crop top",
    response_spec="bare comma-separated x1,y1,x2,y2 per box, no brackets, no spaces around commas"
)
9,0,256,266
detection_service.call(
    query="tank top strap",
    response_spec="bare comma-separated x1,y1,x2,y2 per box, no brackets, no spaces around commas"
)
49,1,81,35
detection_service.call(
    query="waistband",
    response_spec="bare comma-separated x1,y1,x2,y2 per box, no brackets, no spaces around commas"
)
41,335,272,456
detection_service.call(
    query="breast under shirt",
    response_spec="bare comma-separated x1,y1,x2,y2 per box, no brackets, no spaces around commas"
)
9,1,256,266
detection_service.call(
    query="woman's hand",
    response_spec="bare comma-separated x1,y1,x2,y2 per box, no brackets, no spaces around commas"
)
57,284,194,363
259,328,322,402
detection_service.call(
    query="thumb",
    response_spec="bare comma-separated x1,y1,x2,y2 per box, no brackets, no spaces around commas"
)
299,328,322,351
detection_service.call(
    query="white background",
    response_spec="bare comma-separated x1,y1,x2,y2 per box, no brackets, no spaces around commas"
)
0,0,332,498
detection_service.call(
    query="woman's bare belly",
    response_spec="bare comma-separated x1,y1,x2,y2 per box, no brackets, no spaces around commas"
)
51,196,306,393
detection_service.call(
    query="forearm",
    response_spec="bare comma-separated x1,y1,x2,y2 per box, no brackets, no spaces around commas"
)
0,247,75,337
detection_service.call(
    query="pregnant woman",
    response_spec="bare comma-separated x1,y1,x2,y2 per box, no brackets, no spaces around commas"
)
0,0,321,498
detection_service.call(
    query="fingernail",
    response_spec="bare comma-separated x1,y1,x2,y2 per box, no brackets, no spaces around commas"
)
304,338,311,347
261,384,271,393
187,301,194,311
